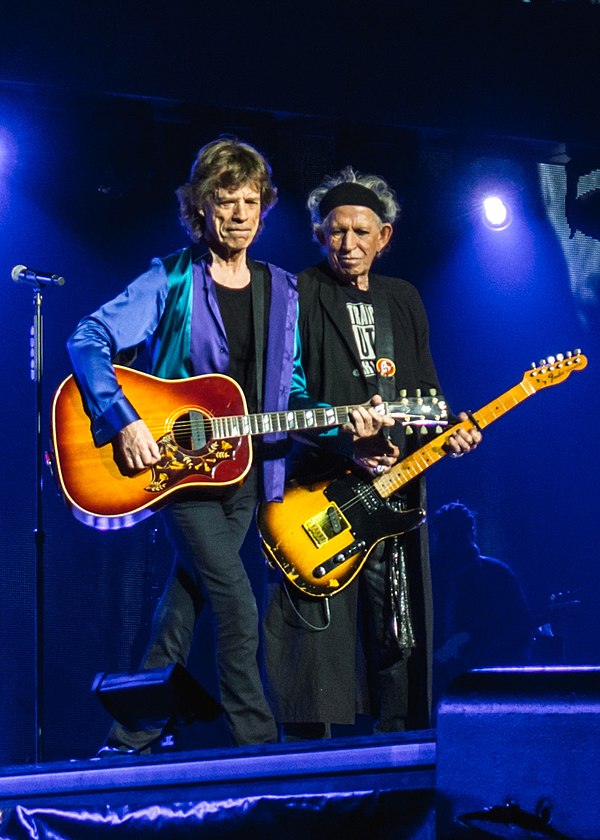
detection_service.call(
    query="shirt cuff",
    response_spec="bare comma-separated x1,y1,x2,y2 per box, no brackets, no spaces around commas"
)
92,396,141,447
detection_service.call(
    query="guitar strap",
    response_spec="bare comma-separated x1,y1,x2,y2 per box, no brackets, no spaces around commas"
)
371,279,396,402
251,267,265,410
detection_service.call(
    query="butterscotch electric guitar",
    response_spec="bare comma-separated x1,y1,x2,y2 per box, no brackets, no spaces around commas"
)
50,365,447,528
258,351,587,597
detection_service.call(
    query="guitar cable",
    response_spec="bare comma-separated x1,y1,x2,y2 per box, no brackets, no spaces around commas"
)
283,581,331,631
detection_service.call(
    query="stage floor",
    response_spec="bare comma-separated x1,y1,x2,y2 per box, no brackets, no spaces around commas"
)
0,730,437,839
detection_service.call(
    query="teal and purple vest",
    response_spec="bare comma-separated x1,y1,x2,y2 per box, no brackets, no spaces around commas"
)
149,248,302,500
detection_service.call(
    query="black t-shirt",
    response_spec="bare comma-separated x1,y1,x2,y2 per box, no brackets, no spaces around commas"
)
338,283,378,394
213,261,270,414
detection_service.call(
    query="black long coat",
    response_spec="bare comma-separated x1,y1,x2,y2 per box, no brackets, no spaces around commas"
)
263,262,443,728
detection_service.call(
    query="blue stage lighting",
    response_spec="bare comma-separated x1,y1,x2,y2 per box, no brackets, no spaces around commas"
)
0,128,15,216
0,126,16,176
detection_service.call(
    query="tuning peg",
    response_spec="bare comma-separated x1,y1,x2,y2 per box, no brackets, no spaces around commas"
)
420,426,428,435
429,388,437,396
415,388,421,397
575,348,582,355
566,350,573,357
435,425,444,434
538,359,547,366
547,355,556,365
556,353,564,361
405,426,413,435
399,389,407,397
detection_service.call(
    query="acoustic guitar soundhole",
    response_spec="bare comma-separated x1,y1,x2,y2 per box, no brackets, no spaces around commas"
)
171,410,208,453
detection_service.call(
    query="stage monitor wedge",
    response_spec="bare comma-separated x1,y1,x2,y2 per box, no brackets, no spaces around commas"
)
92,662,223,732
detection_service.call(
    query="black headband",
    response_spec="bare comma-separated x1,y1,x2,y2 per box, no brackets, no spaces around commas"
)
318,182,386,221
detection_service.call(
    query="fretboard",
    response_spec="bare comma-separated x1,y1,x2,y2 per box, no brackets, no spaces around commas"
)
210,405,354,438
209,396,446,440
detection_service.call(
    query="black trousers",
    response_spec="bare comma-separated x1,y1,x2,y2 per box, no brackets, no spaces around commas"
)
106,472,278,751
360,544,411,733
278,542,411,741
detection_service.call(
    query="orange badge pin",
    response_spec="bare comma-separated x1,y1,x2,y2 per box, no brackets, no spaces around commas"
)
376,358,396,377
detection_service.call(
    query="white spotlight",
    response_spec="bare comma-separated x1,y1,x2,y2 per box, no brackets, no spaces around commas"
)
482,195,512,230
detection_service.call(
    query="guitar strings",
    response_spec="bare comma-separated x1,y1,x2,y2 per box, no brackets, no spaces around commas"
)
126,408,444,441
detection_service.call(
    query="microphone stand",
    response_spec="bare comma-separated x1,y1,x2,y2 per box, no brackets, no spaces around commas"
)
31,285,45,764
13,266,64,764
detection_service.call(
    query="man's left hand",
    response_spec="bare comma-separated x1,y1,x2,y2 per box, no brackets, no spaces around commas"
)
444,411,482,458
343,394,395,440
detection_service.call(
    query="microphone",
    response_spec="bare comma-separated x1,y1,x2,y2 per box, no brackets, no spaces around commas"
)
11,264,66,287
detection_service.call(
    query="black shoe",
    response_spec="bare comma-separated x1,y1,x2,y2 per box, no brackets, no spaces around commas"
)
94,745,140,758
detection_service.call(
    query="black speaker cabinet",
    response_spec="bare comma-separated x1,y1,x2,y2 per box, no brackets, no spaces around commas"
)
436,667,600,839
92,663,222,731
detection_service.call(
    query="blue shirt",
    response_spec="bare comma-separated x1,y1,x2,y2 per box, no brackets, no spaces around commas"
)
67,247,321,501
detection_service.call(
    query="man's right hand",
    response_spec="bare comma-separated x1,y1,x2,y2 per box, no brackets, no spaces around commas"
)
112,419,161,475
352,433,400,476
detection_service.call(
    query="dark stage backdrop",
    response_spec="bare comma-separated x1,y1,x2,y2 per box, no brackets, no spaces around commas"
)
1,86,599,764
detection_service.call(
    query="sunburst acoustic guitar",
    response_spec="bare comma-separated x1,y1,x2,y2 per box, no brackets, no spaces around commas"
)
257,351,587,597
49,365,447,529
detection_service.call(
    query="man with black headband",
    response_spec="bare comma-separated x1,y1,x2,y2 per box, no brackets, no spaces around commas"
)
264,166,481,739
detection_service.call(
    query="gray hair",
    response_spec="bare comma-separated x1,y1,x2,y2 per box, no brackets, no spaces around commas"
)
307,166,401,229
